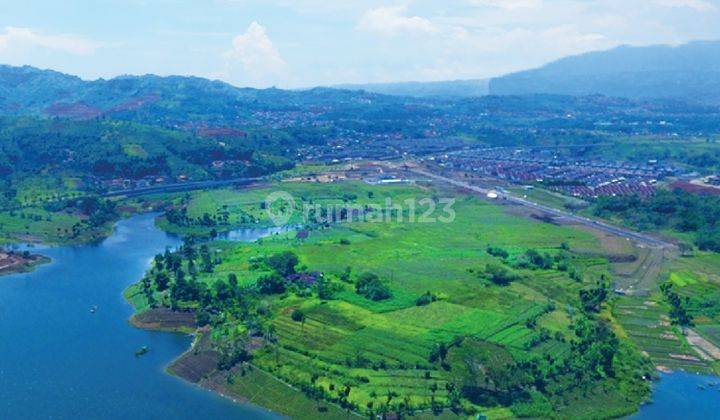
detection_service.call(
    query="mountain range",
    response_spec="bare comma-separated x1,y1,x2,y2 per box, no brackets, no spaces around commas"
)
0,65,393,126
1,39,719,120
488,40,720,103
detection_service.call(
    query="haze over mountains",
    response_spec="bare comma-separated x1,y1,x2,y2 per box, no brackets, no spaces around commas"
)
0,64,395,126
333,79,489,98
1,39,719,114
488,40,720,103
340,40,720,103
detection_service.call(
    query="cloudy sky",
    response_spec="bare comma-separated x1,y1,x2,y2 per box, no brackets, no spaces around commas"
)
1,0,718,88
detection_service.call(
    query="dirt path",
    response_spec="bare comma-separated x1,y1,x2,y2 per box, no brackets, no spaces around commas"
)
685,328,720,361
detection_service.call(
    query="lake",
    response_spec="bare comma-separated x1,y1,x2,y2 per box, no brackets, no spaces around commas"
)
1,213,718,419
0,213,276,419
630,371,720,419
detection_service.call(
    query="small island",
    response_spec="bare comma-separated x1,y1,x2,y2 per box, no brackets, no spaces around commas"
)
0,249,49,276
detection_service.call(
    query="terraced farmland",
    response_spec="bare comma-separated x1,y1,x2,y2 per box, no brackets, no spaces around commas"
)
612,296,711,373
134,180,658,418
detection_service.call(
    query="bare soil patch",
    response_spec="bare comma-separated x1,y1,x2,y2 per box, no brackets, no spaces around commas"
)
129,307,197,332
0,251,49,275
168,333,221,383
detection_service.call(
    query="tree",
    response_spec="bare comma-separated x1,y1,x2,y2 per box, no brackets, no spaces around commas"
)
486,245,509,259
291,309,306,330
267,251,299,277
316,276,340,300
215,333,250,370
291,308,305,322
258,273,286,294
482,263,520,286
155,272,170,291
355,272,392,301
416,291,437,306
579,281,609,313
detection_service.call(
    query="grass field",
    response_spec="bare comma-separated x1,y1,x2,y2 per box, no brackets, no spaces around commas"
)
155,180,439,236
222,366,352,420
144,180,655,418
0,206,107,245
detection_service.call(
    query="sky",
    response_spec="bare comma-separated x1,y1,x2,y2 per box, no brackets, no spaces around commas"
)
0,0,719,88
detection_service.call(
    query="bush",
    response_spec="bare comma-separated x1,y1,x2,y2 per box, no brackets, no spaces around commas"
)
515,249,553,270
291,309,306,322
482,263,520,286
696,228,720,252
355,272,392,301
486,245,509,259
267,251,298,277
579,281,609,313
416,291,437,306
257,273,286,294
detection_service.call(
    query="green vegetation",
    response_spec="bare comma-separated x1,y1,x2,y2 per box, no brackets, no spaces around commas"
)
0,196,118,244
156,181,432,236
128,181,655,418
593,188,720,251
0,115,297,244
220,366,350,420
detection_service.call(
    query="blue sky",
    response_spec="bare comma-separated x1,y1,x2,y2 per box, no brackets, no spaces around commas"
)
1,0,719,88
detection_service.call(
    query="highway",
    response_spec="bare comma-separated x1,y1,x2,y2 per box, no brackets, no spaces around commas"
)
101,177,262,198
0,177,264,213
407,167,674,249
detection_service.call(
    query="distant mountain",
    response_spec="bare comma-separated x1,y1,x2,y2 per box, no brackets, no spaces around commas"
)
489,40,720,103
0,65,393,126
333,79,489,98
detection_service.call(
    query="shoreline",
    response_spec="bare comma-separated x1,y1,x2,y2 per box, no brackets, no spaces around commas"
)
127,306,352,419
126,307,286,418
0,252,51,277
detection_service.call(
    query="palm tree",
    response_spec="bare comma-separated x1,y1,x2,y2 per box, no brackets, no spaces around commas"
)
263,324,280,366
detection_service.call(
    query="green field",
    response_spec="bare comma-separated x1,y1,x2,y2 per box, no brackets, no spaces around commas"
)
0,206,112,245
129,180,657,418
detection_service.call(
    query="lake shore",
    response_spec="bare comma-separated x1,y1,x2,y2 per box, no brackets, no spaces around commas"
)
0,213,274,418
126,304,337,419
0,250,50,276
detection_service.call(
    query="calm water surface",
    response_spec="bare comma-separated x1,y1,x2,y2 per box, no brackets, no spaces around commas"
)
630,371,720,419
0,214,277,419
2,214,718,419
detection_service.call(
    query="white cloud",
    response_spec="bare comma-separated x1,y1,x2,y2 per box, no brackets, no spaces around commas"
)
221,21,287,86
655,0,717,12
466,0,543,10
0,26,100,55
357,5,439,36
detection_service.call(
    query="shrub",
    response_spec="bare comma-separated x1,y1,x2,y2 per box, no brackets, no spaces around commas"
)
486,245,509,259
355,272,392,301
291,309,306,322
416,291,438,306
257,273,286,294
267,251,298,277
696,228,720,252
482,263,520,285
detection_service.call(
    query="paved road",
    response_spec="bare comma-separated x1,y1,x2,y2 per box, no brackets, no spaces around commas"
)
407,167,674,249
0,177,263,212
102,177,263,198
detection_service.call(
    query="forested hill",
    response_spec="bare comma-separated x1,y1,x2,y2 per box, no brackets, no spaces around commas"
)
489,40,720,104
0,65,394,127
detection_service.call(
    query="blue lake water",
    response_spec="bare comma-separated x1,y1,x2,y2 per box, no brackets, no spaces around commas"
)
2,213,719,419
630,371,720,419
0,214,275,419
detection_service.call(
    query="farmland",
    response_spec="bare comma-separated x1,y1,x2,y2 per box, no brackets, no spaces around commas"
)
129,179,657,418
